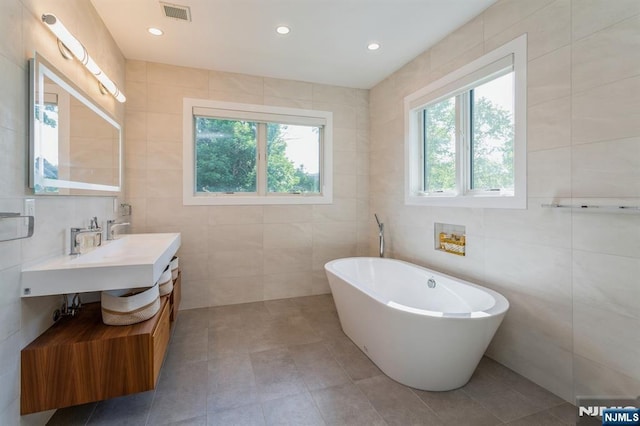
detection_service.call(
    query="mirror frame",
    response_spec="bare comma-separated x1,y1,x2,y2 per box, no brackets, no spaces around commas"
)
28,52,123,194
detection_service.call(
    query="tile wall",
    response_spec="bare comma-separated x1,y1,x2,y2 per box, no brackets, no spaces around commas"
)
2,0,637,423
124,62,369,309
369,0,640,403
0,0,125,424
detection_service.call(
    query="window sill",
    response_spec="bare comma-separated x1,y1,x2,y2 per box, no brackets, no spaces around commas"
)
183,193,332,206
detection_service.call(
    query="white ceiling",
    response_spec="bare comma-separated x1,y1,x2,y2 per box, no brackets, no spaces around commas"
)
90,0,496,89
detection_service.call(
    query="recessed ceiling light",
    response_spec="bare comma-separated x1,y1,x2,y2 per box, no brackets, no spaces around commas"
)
148,27,164,36
276,26,290,35
367,42,380,51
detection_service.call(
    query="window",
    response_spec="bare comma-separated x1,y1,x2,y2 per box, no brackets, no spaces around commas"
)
183,99,332,205
405,34,527,208
194,118,258,194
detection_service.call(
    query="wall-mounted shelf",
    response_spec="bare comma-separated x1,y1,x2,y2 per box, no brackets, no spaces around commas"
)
0,213,34,242
435,222,466,256
541,204,640,213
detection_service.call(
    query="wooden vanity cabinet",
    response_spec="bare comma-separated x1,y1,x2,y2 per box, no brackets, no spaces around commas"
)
20,271,181,415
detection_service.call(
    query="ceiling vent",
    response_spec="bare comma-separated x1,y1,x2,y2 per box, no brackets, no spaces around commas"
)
160,2,191,22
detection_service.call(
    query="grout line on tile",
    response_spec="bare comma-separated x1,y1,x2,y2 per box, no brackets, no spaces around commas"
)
571,9,640,44
83,403,97,426
143,387,158,426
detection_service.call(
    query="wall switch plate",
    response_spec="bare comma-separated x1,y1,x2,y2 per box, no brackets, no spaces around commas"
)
24,199,35,225
24,199,35,215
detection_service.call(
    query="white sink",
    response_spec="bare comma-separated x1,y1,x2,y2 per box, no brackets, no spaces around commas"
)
21,233,181,297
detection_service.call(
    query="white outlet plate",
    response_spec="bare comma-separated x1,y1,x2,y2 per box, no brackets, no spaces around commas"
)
24,199,35,225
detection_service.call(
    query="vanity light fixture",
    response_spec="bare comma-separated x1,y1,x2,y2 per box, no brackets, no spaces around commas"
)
276,26,290,35
367,42,381,51
41,13,126,103
148,27,164,36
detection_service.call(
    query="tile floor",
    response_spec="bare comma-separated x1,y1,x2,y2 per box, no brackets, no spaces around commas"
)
48,294,579,426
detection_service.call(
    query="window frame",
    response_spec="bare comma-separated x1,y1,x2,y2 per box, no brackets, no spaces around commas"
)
404,34,527,209
183,98,333,206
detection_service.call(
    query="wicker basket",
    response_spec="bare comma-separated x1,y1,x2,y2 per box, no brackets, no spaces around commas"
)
101,283,160,326
439,233,466,256
170,256,179,280
158,267,173,296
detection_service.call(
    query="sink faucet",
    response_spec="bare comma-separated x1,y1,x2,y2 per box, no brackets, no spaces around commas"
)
89,216,99,230
106,219,130,240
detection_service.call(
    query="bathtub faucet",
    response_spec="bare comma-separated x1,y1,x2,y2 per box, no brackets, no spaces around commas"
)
374,213,384,258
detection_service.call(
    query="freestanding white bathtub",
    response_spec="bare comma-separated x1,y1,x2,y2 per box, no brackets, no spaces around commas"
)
325,257,509,391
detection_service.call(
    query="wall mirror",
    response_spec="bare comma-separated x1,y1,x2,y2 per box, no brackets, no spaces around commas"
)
28,52,122,194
